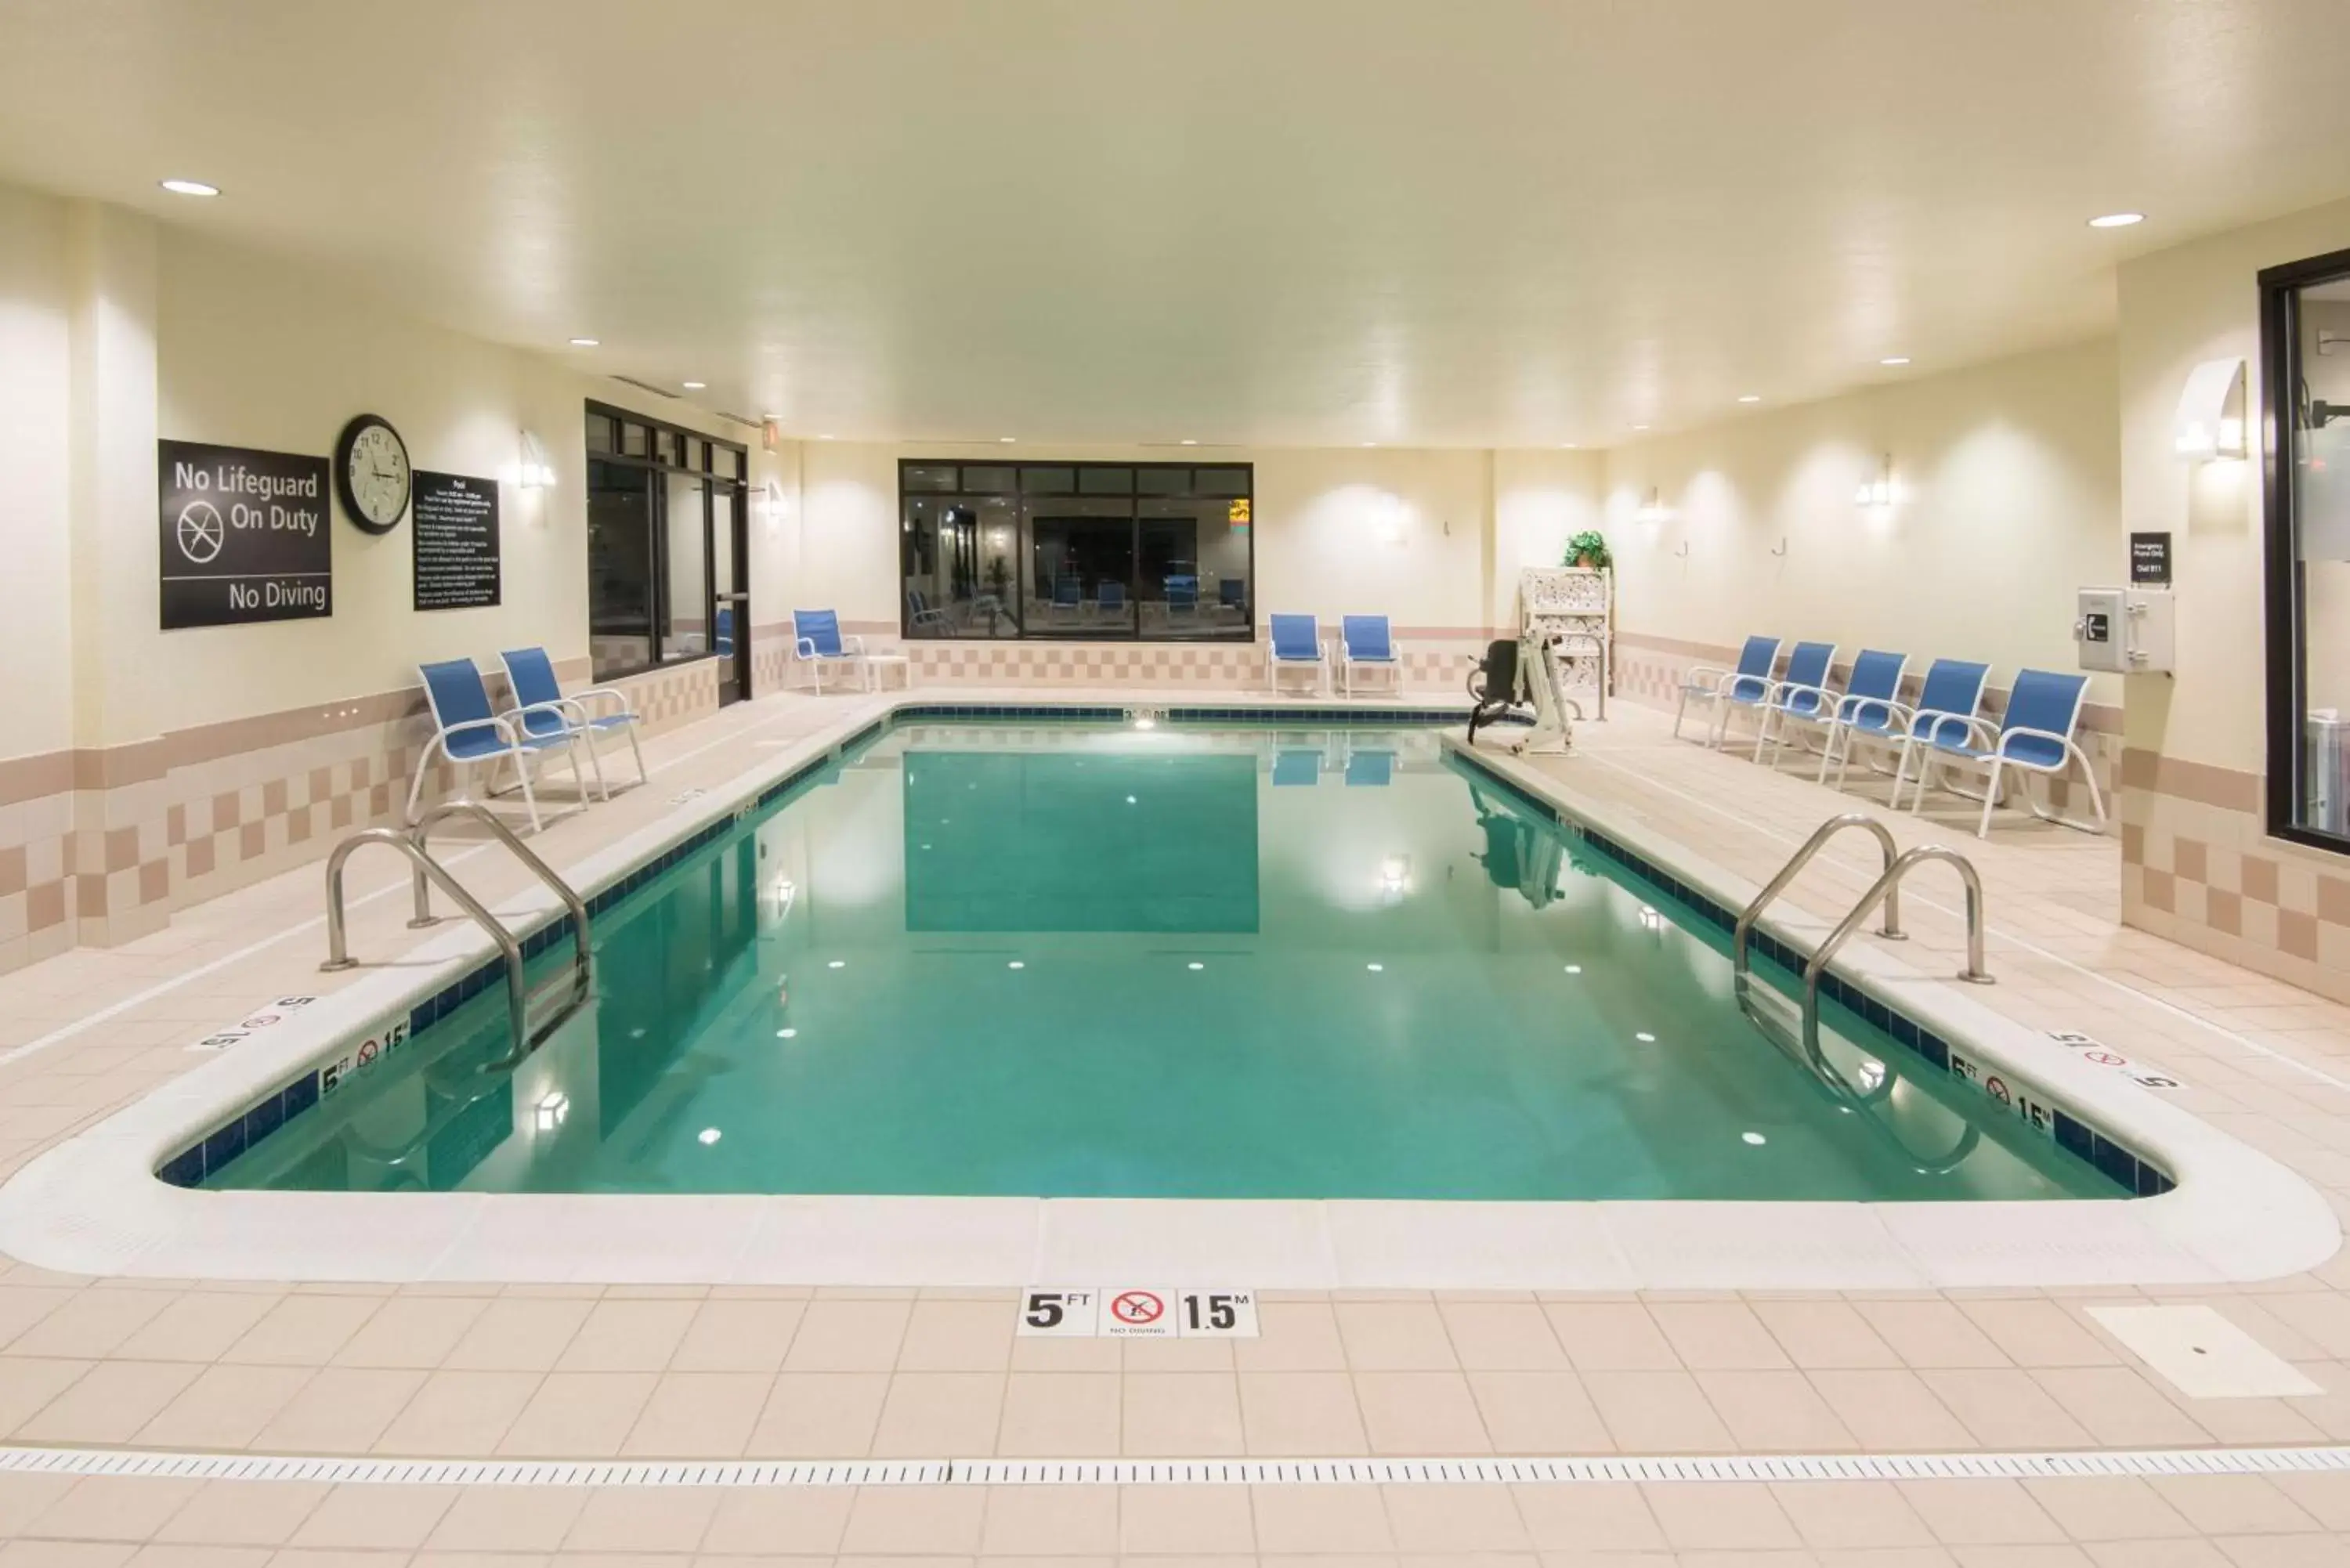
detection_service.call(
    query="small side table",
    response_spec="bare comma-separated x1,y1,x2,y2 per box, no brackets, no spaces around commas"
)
862,652,913,692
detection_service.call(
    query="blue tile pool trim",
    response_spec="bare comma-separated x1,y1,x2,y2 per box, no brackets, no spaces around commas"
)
157,702,1471,1187
1449,751,2174,1198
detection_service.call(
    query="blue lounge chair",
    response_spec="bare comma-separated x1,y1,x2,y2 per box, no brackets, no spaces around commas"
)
1343,746,1394,786
1897,667,2105,838
791,609,866,692
1049,576,1083,622
714,604,735,657
1675,636,1781,743
1271,748,1321,786
1267,613,1325,693
1799,649,1910,786
1166,575,1201,619
906,588,952,636
1220,578,1247,611
1339,615,1401,697
499,646,646,803
1839,656,1990,796
1096,580,1127,616
405,658,586,833
1746,640,1838,755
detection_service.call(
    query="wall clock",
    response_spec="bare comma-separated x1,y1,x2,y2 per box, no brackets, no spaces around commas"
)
334,413,411,534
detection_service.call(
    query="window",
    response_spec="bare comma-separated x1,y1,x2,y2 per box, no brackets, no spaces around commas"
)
898,461,1253,641
587,401,750,682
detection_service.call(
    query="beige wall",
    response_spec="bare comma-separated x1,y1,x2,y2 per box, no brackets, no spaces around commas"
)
0,182,73,758
1599,337,2124,705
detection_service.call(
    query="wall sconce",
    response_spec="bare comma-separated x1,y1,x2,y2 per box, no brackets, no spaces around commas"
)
1636,486,1671,522
2174,357,2247,460
1854,453,1897,509
517,431,555,490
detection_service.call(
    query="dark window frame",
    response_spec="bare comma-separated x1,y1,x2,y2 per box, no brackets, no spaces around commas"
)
587,399,751,686
896,459,1255,643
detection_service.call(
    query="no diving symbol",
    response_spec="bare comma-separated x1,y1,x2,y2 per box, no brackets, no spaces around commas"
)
176,500,224,565
1111,1290,1164,1327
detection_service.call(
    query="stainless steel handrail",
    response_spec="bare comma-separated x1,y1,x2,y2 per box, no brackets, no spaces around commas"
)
1733,813,1906,984
320,829,534,1057
1801,843,1996,1058
319,800,595,1067
410,800,592,978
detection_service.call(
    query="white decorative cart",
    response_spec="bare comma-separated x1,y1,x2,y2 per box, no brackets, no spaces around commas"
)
1517,565,1612,719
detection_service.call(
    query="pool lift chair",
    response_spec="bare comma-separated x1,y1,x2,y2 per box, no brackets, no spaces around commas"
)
1465,627,1592,755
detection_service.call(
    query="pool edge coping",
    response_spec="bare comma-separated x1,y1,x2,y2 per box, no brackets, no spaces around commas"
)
0,695,2335,1292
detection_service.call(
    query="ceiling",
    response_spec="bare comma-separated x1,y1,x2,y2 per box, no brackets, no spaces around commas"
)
4,0,2350,448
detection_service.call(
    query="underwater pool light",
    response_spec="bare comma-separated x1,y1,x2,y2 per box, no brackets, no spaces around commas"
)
534,1092,569,1132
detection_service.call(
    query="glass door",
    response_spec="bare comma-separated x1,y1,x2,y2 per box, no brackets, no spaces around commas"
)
712,481,749,705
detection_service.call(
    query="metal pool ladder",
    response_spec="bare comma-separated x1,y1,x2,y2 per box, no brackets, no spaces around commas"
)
1733,812,1994,1071
320,800,593,1068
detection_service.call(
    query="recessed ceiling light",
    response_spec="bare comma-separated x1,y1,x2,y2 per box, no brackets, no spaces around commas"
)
827,959,845,969
1188,961,1205,970
817,434,836,440
1743,1131,1767,1146
1366,963,1385,972
1564,963,1582,974
1636,1031,1657,1042
776,1028,797,1039
999,435,1016,443
2088,211,2145,229
568,337,599,348
698,1127,722,1146
1361,441,1378,447
158,178,219,197
1632,424,1650,432
682,381,706,390
1180,439,1199,446
1879,356,1911,367
1007,960,1025,970
1737,395,1762,403
1558,443,1578,450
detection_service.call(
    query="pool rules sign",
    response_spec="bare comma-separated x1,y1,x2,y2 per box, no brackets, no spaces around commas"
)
158,440,332,628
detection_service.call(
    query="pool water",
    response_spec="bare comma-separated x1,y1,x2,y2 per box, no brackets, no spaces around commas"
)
212,722,2124,1202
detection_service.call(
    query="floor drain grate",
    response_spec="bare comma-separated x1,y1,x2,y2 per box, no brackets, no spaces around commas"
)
0,1445,2346,1489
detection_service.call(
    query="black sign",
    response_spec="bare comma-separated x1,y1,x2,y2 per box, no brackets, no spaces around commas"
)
158,440,331,630
412,471,501,611
2083,611,2111,645
2130,530,2172,586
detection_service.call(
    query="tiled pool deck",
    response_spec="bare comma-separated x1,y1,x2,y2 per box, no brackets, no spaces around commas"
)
1,684,2348,1563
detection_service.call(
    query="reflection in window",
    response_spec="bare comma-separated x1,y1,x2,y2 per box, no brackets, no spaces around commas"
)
898,461,1253,642
586,402,749,681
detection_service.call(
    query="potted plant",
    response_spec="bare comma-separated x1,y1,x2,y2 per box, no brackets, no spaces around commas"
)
1565,529,1613,572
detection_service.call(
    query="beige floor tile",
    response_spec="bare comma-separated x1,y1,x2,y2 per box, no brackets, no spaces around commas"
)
977,1485,1119,1555
27,1477,206,1542
1896,1480,2068,1546
1469,1370,1613,1453
222,1295,383,1366
1119,1335,1238,1373
441,1298,593,1373
0,1357,94,1437
670,1299,805,1373
2020,1479,2200,1542
2269,1472,2350,1530
2142,1477,2321,1536
553,1298,699,1373
329,1297,491,1370
1125,1371,1246,1456
1007,1331,1123,1374
495,1371,658,1456
1441,1302,1572,1371
839,1487,986,1555
286,1485,463,1551
747,1371,890,1457
2030,1369,2212,1447
1696,1369,1859,1450
0,1286,77,1351
1354,1370,1492,1454
1770,1483,1939,1549
154,1480,331,1548
995,1371,1119,1455
1650,1303,1792,1371
1239,1371,1370,1455
619,1370,772,1456
1249,1484,1394,1553
561,1489,721,1553
1336,1303,1459,1371
374,1370,541,1456
13,1360,203,1444
1853,1303,2012,1370
896,1299,1015,1373
870,1371,1004,1456
1381,1482,1530,1552
252,1367,426,1454
1580,1370,1734,1453
5,1290,174,1360
137,1364,314,1448
1512,1481,1665,1552
1917,1370,2097,1450
698,1488,854,1555
782,1299,910,1373
1119,1484,1258,1553
1640,1482,1800,1551
1751,1299,1904,1370
422,1488,590,1552
116,1292,286,1363
1236,1302,1350,1372
1806,1369,1975,1451
1958,1302,2124,1368
1544,1304,1680,1371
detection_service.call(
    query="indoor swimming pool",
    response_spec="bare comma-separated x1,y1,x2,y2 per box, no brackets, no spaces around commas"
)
196,720,2131,1204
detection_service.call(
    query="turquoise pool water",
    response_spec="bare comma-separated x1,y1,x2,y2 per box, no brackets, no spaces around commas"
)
210,722,2124,1201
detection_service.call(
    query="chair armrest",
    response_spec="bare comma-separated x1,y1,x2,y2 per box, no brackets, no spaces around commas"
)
503,699,585,728
441,715,519,749
1835,695,1910,727
1681,663,1730,689
1995,724,2084,762
570,686,637,717
843,634,867,656
794,635,817,659
1770,678,1835,710
1907,710,1998,748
